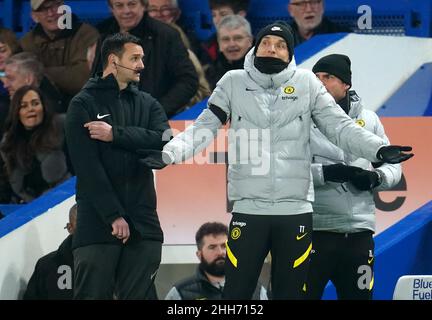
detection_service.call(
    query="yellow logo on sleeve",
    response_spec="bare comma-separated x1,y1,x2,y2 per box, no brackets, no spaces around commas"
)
356,119,365,127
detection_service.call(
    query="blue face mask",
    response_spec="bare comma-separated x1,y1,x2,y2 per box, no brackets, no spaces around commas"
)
254,56,289,74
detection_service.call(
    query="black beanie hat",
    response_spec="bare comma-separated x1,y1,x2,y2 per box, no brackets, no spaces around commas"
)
312,54,352,86
254,21,294,62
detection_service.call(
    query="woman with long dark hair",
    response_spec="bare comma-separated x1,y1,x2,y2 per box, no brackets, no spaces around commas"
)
1,85,70,203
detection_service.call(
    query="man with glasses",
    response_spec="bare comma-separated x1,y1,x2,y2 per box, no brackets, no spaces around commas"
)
205,14,253,90
20,0,99,110
147,0,181,24
287,0,350,47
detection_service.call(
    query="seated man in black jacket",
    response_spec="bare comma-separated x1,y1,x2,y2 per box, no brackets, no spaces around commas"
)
66,33,170,300
23,203,77,300
91,0,198,118
287,0,351,47
165,222,267,300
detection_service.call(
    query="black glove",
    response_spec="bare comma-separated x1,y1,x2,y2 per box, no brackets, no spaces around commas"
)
349,170,380,191
136,149,172,170
322,164,364,183
376,145,414,164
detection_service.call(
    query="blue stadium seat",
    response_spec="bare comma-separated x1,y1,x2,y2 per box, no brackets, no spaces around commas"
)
178,0,214,41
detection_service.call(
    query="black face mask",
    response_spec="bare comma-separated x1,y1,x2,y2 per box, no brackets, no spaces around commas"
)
254,56,289,74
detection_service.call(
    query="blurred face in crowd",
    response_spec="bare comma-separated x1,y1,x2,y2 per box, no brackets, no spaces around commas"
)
197,233,227,277
3,64,34,98
256,35,289,63
110,0,145,32
19,90,44,130
31,0,64,35
315,72,349,101
288,0,324,35
147,0,180,24
218,27,252,63
111,42,144,85
0,42,12,71
212,6,235,27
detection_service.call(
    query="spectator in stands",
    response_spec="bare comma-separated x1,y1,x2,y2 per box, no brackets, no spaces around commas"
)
3,53,67,113
139,21,413,299
204,0,250,64
65,33,170,299
92,0,198,118
305,54,402,300
147,0,211,107
23,203,77,300
0,85,70,204
165,222,267,300
206,15,252,90
287,0,351,47
0,28,21,138
20,0,99,106
0,28,21,96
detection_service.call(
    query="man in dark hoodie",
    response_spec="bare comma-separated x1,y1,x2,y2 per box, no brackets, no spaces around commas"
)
92,0,198,118
205,14,253,90
23,204,77,300
65,33,170,299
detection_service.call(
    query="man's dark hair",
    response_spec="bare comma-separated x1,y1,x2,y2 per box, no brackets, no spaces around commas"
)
101,33,142,69
195,222,228,250
208,0,249,12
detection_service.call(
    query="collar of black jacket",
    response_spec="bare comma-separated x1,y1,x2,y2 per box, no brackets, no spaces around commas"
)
87,73,139,94
337,91,351,115
216,50,248,71
33,13,82,40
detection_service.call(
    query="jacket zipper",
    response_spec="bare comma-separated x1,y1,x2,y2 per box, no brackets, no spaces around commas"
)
119,92,129,211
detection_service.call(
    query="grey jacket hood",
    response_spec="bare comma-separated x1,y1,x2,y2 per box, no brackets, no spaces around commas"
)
243,47,297,89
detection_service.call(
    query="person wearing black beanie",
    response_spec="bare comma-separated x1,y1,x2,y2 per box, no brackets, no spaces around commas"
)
312,53,352,86
253,21,295,74
312,53,352,113
138,22,414,300
306,54,404,300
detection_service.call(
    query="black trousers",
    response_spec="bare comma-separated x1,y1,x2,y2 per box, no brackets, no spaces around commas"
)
73,239,161,300
223,212,312,300
305,231,374,300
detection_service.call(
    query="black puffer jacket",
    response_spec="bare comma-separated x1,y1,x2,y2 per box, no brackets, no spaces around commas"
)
65,74,170,249
92,14,198,118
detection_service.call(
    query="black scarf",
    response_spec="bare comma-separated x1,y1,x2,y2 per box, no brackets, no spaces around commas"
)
254,57,288,74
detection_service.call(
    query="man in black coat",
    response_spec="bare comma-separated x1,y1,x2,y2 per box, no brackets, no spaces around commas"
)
66,33,171,299
92,0,198,118
23,204,77,300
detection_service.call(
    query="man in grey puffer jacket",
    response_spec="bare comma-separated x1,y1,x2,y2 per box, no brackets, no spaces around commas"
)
139,22,413,299
306,54,401,300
